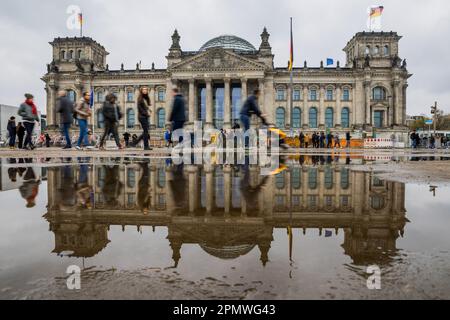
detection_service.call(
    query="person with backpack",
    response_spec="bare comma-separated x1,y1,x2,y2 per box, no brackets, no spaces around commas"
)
16,122,25,149
18,93,40,150
99,93,123,150
56,90,74,149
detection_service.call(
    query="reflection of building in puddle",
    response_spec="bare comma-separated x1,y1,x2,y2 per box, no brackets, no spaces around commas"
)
44,159,407,266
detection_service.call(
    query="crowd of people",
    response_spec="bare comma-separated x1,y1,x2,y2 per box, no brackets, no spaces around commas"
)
410,130,450,149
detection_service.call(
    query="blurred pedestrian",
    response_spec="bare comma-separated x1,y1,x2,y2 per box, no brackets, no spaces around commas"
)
7,116,16,149
135,87,152,150
99,93,123,150
56,90,74,149
169,88,186,144
18,93,40,150
74,91,92,150
16,122,25,149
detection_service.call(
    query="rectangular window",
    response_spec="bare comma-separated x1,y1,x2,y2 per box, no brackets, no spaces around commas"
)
276,89,285,101
309,89,317,101
326,89,333,101
158,90,165,102
374,111,384,128
342,89,350,101
293,89,301,101
127,91,134,102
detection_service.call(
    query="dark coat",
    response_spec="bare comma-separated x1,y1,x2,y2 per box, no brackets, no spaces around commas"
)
102,101,122,123
169,94,186,122
17,125,26,137
240,95,262,118
137,99,151,118
7,120,16,132
56,96,74,124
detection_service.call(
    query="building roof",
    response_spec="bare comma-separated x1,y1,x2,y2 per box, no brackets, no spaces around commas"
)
199,35,256,52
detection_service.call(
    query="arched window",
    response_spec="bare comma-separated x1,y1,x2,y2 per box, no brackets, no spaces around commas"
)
309,107,318,128
324,167,333,189
275,172,285,189
341,107,350,128
127,109,135,128
67,90,76,102
308,168,318,190
127,91,134,102
292,168,301,189
365,46,371,55
68,50,73,60
157,108,165,128
77,49,83,59
325,107,334,128
292,107,301,128
384,45,389,55
97,91,104,103
97,110,105,129
127,168,136,188
340,168,349,189
373,46,379,55
60,50,66,60
372,86,386,100
276,107,285,128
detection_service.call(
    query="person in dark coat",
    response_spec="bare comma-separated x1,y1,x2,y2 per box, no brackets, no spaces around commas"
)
16,122,25,149
7,116,16,149
240,89,267,132
137,161,151,214
135,87,152,150
18,93,40,150
45,133,51,148
169,88,186,144
56,90,74,149
99,93,123,149
123,132,131,147
346,131,351,148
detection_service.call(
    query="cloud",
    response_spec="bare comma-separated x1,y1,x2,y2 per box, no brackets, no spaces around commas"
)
0,0,449,115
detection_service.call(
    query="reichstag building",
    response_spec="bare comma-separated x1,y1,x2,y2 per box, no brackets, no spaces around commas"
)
42,28,411,138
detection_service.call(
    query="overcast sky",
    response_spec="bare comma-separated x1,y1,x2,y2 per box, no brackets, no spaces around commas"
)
1,0,449,115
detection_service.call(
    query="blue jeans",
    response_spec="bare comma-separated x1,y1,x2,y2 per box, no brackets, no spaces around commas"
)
77,119,89,147
23,122,35,148
62,123,72,147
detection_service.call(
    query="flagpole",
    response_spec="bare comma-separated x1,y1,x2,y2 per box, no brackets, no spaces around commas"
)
289,17,294,132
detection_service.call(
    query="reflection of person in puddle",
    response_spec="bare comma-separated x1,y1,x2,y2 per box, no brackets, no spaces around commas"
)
168,163,187,211
239,157,270,214
8,167,18,182
19,167,41,208
102,166,123,208
76,162,93,209
138,161,151,214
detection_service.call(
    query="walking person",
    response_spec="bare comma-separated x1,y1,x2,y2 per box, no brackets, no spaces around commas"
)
135,87,153,150
56,90,74,149
239,89,267,148
74,92,92,150
164,128,173,148
169,88,187,145
7,116,16,149
99,93,123,150
304,133,310,148
45,132,51,148
334,133,341,148
18,93,40,150
16,122,25,149
345,131,351,148
123,132,131,147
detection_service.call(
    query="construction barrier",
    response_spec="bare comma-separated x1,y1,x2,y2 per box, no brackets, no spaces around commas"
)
364,138,394,149
364,155,393,161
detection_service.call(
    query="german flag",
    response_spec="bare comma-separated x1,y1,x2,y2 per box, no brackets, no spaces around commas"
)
288,18,294,71
78,13,83,26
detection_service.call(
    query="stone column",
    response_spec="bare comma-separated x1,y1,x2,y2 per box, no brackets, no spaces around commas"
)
150,166,156,209
258,78,265,115
303,86,308,128
364,81,371,125
319,85,325,128
205,164,214,214
224,78,231,129
188,165,199,214
150,85,156,129
205,78,213,129
393,80,401,126
165,79,173,126
47,84,57,127
188,78,196,127
241,78,248,104
336,85,342,127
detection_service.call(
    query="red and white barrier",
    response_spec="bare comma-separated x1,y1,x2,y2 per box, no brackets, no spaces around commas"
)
364,138,394,149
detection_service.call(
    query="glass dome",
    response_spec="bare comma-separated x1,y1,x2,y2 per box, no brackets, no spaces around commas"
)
199,35,256,52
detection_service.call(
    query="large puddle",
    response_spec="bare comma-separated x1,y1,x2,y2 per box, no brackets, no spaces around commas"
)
0,155,449,299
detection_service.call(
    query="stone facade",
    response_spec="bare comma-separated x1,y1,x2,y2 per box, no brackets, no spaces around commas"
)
42,29,411,138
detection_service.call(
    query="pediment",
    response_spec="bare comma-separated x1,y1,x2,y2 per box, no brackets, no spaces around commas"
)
170,48,266,72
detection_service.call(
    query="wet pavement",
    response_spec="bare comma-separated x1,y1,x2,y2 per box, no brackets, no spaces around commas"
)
0,155,449,300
